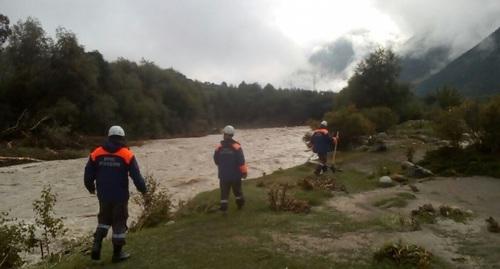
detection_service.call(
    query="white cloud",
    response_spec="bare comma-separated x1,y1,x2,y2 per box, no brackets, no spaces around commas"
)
1,0,499,91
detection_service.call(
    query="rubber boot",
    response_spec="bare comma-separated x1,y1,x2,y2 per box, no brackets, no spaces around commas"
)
112,245,130,263
330,165,336,173
321,164,328,173
91,229,107,260
236,198,245,210
314,165,321,176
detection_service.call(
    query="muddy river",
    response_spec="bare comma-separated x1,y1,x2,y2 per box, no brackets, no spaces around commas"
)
0,126,311,237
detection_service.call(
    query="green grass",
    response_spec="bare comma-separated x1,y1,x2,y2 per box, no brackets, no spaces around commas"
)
373,193,417,209
418,147,500,178
31,164,450,269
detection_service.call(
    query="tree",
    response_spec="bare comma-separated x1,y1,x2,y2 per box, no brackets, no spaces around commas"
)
0,14,12,48
342,48,412,110
435,85,463,110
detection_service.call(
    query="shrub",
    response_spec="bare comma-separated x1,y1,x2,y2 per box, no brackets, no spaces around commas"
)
438,206,472,223
435,85,463,110
362,106,399,132
411,204,437,224
32,185,67,258
0,212,35,269
479,97,500,153
373,241,432,269
268,184,310,213
460,100,481,140
406,146,416,162
298,176,347,192
131,176,173,231
486,217,500,233
323,105,375,146
432,108,468,148
394,99,424,122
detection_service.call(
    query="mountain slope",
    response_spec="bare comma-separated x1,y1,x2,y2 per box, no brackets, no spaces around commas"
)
399,36,451,84
415,27,500,97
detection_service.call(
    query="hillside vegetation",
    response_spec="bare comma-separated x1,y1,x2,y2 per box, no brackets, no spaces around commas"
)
0,16,334,146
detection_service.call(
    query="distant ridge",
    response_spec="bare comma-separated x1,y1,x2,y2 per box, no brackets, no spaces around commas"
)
415,27,500,97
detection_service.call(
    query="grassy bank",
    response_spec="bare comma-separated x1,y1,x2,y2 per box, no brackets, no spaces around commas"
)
33,163,450,269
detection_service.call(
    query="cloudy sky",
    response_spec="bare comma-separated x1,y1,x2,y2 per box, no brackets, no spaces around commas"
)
2,0,500,91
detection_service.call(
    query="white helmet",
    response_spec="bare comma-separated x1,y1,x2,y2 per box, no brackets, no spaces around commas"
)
320,120,328,127
108,125,125,137
223,125,235,135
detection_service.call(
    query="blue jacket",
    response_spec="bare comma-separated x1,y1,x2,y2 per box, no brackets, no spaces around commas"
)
311,128,333,154
84,140,147,202
214,139,247,181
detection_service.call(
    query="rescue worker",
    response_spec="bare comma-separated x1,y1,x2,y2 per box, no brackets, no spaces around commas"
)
213,125,248,213
311,120,338,175
84,126,147,263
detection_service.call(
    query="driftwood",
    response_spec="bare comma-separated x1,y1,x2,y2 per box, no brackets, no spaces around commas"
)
0,108,51,139
30,116,51,132
0,156,43,162
0,109,28,137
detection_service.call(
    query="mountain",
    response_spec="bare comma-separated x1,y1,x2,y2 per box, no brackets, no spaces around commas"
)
400,46,451,84
399,35,452,84
415,27,500,97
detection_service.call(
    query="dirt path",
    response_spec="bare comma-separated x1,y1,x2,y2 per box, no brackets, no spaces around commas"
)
0,126,310,238
327,176,500,268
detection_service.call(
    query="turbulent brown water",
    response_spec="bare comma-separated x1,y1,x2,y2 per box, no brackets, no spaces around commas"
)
0,126,311,237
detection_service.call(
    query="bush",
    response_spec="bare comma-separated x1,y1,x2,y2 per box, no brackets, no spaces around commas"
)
323,105,375,146
297,176,346,192
268,184,310,213
432,108,468,147
0,212,34,269
361,106,399,132
396,100,424,122
435,85,463,110
479,97,500,153
419,147,500,178
131,176,173,231
373,241,432,269
32,185,67,258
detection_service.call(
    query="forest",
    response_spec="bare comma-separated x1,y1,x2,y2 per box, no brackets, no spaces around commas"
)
0,16,334,147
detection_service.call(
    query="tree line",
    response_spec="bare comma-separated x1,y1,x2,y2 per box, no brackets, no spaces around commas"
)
0,16,335,147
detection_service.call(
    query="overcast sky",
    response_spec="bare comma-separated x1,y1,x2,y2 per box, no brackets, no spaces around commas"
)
2,0,500,91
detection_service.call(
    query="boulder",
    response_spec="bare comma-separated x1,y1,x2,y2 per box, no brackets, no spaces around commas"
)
375,132,389,140
379,176,395,186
